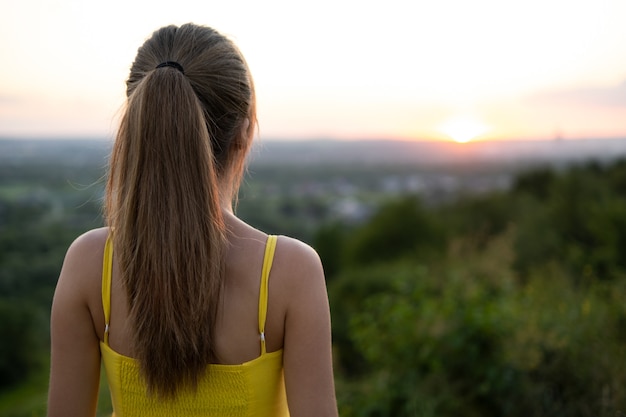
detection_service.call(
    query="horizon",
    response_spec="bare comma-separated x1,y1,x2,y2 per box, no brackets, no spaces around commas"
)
5,135,626,167
2,134,626,144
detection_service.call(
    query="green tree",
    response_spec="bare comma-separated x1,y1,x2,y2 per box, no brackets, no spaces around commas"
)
345,197,445,266
0,300,45,388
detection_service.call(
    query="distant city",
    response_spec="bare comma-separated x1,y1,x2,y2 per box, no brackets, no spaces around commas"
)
4,136,626,167
248,137,626,167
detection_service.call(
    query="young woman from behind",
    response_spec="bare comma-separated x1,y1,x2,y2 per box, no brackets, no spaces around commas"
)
47,23,338,417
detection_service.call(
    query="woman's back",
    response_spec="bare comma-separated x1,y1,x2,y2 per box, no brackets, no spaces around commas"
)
103,216,287,364
50,215,337,416
101,223,290,416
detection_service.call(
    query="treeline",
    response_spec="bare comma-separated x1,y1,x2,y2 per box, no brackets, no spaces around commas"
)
314,160,626,416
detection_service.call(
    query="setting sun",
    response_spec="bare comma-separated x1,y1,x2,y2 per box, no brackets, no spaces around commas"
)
438,116,491,143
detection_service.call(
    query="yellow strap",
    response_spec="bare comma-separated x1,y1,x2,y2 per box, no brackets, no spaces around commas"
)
258,235,277,355
102,235,113,345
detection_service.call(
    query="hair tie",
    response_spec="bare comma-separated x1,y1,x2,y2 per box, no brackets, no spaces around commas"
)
155,61,185,75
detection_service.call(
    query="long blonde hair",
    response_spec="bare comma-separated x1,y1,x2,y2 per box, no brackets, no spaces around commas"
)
105,23,255,398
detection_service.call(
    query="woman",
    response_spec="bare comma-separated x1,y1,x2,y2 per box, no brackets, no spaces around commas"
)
47,23,338,417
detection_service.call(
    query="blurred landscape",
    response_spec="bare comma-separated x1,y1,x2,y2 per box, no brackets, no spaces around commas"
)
2,137,626,416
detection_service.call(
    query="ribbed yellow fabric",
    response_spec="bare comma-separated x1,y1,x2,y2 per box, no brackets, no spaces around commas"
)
100,235,289,417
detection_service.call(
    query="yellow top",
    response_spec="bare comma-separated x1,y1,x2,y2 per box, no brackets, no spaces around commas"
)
100,235,290,417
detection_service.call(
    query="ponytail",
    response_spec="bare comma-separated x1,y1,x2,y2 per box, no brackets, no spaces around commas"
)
105,66,226,397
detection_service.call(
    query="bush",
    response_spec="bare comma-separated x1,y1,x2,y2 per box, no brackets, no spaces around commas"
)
344,197,445,267
331,229,626,416
0,299,45,388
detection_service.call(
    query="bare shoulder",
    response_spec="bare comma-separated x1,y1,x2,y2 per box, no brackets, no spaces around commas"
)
57,227,109,294
271,236,327,303
66,227,109,256
273,236,324,281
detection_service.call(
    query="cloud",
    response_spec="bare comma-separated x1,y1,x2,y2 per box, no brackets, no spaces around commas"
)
529,79,626,108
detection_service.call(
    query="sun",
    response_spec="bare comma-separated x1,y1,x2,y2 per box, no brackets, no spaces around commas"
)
438,116,490,143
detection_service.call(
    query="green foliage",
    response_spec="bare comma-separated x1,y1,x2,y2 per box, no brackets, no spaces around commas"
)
328,264,399,377
0,357,49,417
312,222,349,279
331,231,626,416
511,166,556,200
0,152,105,401
5,139,626,416
331,232,515,416
344,197,445,267
441,191,516,248
0,300,45,388
511,162,626,281
0,193,92,393
326,160,626,416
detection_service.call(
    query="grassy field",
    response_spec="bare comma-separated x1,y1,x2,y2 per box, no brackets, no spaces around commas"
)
0,362,48,417
0,356,113,417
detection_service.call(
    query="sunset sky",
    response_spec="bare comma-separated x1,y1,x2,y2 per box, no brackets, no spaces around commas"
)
1,0,625,142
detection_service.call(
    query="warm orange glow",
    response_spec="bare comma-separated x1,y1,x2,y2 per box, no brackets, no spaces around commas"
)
438,116,491,143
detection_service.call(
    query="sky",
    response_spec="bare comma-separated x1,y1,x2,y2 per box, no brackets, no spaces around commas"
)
1,0,625,142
